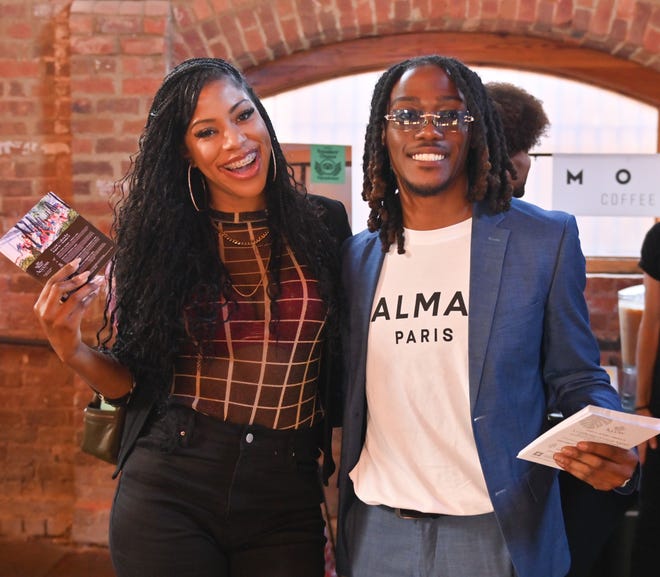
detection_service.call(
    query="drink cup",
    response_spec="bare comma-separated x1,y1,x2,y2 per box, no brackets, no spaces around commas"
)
617,284,645,411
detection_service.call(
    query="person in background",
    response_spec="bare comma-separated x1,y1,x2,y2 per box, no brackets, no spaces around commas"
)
630,222,660,577
487,81,636,577
33,57,351,577
336,54,638,577
485,82,548,198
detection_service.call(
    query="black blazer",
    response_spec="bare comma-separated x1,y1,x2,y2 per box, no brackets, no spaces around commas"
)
112,194,351,483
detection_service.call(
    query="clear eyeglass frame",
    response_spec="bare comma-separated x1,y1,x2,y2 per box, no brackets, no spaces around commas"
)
384,109,475,131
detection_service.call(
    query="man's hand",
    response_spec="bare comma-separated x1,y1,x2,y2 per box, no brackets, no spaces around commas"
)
553,442,638,491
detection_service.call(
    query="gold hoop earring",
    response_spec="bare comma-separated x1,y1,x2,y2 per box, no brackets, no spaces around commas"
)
188,164,206,212
270,148,277,182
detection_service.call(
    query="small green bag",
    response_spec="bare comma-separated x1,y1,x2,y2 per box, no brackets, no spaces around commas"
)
80,393,125,464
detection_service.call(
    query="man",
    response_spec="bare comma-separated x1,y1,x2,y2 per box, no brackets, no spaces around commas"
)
486,81,636,577
485,82,549,197
337,55,638,577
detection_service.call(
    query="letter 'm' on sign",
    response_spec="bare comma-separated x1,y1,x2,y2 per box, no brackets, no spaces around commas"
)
566,170,583,185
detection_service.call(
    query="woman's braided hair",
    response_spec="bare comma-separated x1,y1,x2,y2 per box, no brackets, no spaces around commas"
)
362,55,513,253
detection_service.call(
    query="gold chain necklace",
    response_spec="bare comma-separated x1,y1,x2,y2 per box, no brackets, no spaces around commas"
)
211,220,270,247
210,218,270,298
221,229,270,246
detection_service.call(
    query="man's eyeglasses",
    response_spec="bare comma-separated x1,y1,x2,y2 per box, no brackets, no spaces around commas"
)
384,109,475,131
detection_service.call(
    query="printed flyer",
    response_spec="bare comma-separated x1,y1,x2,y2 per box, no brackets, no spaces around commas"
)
518,404,660,469
0,192,115,282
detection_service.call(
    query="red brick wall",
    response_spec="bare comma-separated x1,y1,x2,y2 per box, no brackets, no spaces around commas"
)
0,0,657,549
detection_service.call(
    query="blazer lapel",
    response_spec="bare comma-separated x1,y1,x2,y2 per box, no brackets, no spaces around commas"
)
351,234,385,378
468,205,509,407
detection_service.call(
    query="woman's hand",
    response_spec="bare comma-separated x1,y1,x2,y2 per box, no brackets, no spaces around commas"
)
33,257,105,363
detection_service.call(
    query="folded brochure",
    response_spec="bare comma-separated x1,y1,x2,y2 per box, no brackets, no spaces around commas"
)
0,191,114,282
517,404,660,469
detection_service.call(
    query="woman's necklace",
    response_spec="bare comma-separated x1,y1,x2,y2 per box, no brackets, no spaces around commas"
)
211,219,270,246
222,229,270,246
228,251,271,299
210,214,271,299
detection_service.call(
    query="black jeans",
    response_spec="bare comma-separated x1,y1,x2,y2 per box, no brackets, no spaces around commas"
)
109,404,326,577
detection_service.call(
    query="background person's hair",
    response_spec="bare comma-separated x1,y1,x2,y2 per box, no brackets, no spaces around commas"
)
99,57,341,394
362,55,513,253
486,82,549,155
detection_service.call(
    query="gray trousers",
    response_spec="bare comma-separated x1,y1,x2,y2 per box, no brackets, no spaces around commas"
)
343,499,516,577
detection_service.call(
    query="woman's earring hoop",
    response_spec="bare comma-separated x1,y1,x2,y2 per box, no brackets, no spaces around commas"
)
270,148,277,182
188,164,206,212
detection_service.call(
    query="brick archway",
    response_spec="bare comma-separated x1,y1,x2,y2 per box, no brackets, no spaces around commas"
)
170,0,659,76
168,0,660,128
242,32,660,108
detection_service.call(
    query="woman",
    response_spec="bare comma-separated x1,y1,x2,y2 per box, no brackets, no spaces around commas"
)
631,222,660,577
34,57,351,577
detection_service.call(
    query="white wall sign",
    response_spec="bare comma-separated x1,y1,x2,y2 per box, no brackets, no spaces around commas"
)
552,154,659,216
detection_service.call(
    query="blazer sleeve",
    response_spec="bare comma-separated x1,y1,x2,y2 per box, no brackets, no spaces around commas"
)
542,214,618,414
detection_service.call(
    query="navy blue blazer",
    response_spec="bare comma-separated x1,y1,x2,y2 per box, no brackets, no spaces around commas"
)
336,198,625,577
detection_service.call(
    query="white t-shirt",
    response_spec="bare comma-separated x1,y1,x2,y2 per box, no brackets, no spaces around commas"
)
350,218,493,515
